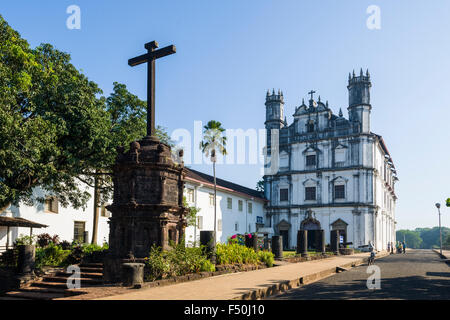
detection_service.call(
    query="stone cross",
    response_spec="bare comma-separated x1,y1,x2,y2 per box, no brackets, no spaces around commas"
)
128,41,176,137
308,90,316,101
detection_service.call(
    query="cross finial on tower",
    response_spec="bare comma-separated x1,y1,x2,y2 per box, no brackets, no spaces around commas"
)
308,90,316,100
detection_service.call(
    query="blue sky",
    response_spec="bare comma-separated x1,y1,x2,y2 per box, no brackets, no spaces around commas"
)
2,0,449,229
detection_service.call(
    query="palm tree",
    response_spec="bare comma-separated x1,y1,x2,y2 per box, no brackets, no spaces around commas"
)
200,120,227,255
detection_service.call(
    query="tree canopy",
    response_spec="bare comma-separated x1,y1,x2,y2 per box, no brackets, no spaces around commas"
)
396,227,450,249
0,15,172,211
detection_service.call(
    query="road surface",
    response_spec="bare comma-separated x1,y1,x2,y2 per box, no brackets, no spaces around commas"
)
269,249,450,300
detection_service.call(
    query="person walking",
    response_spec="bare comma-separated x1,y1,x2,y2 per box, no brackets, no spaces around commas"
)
402,241,406,254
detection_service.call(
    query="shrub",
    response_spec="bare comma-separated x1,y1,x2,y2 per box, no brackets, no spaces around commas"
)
215,243,259,265
145,243,214,281
65,242,109,264
35,243,70,269
60,240,72,250
216,243,274,267
14,235,36,246
37,233,60,248
257,250,274,267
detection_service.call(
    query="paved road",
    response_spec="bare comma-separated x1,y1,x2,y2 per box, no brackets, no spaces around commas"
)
269,250,450,300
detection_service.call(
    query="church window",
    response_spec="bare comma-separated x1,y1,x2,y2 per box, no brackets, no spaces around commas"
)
73,221,85,242
306,154,316,166
248,202,253,214
209,193,214,206
238,200,243,211
280,188,288,201
187,188,194,203
197,216,203,229
305,187,316,200
334,185,345,199
307,121,315,132
44,196,59,214
235,222,239,232
227,197,232,209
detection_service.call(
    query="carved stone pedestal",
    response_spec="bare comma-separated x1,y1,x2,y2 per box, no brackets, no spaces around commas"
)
104,136,188,283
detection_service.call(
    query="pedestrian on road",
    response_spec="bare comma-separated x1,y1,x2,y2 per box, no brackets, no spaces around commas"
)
391,242,394,254
402,241,406,254
387,242,390,253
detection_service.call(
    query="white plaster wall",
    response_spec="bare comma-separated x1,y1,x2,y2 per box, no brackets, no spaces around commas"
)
0,186,110,247
184,182,265,246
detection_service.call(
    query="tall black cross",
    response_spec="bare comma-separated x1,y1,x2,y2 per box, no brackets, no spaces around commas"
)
128,41,176,137
308,90,316,100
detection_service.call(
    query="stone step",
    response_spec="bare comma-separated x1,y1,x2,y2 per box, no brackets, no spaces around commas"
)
55,271,103,279
31,281,70,289
18,286,67,294
3,290,65,300
42,276,103,285
79,267,104,273
79,263,103,268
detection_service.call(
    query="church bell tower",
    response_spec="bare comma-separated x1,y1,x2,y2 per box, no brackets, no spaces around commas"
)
265,89,285,147
347,69,372,133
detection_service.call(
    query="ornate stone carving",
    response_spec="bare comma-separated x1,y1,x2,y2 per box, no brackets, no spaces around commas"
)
106,136,188,260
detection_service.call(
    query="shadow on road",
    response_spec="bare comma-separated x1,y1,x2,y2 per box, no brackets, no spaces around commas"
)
274,274,450,300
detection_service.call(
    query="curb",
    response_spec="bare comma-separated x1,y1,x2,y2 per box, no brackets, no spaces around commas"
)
235,251,390,300
432,249,450,262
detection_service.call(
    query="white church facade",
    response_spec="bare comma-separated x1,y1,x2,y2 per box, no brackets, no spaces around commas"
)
263,70,398,251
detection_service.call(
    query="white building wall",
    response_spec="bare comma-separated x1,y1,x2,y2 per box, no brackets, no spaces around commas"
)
0,186,109,247
184,182,265,246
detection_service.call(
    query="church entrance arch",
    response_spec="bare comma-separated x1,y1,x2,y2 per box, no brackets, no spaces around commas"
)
331,219,348,246
277,220,291,250
300,209,322,251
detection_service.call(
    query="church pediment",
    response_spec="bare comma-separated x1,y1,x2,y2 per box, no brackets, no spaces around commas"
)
277,219,291,231
300,209,321,230
331,218,348,230
302,144,321,154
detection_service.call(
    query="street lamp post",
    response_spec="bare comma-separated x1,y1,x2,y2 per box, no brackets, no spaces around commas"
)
435,203,442,256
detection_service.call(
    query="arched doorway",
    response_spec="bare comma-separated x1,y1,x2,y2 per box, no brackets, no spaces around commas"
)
331,219,348,246
300,209,322,251
276,220,291,250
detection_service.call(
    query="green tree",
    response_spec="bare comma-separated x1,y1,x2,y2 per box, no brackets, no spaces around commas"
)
0,16,174,245
0,15,110,211
416,227,450,249
396,230,423,249
444,234,450,247
200,120,227,252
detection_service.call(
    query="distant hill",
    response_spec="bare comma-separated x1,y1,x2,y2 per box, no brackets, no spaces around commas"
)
396,227,450,249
